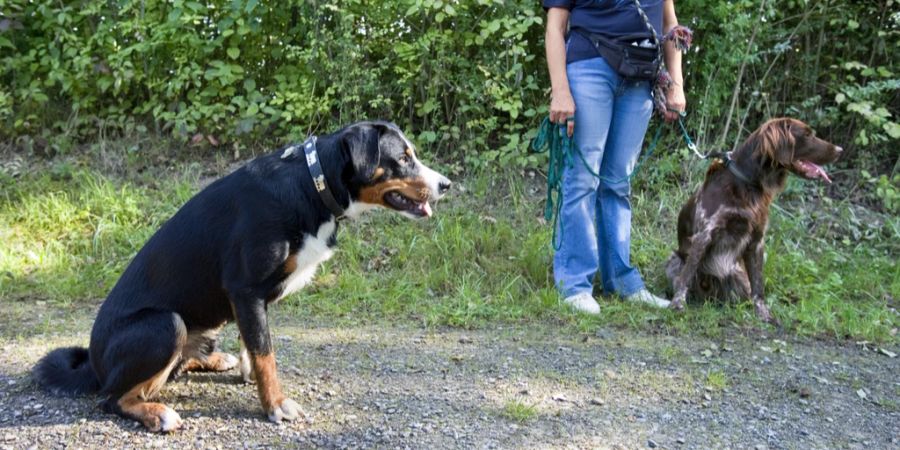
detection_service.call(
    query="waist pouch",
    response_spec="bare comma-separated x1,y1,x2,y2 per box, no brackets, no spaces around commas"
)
573,29,660,80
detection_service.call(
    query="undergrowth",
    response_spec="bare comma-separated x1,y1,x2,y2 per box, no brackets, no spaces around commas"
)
0,149,897,342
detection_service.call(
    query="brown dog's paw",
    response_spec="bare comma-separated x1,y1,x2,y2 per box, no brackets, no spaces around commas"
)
669,294,687,311
754,300,779,325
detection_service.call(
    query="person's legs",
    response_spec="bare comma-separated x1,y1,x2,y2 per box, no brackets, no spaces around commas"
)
553,57,618,300
595,79,653,297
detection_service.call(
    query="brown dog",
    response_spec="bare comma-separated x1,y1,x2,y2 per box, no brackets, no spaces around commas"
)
666,118,842,321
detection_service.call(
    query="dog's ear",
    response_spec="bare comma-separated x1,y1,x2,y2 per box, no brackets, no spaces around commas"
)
759,118,796,167
341,124,382,181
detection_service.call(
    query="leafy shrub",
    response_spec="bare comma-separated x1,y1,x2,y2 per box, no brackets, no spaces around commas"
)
0,0,545,166
1,0,896,204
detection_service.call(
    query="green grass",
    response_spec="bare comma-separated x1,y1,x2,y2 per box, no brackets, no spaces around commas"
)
0,168,196,304
500,400,538,422
1,151,897,342
705,370,729,391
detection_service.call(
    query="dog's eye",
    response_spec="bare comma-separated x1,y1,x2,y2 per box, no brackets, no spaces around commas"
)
399,155,411,165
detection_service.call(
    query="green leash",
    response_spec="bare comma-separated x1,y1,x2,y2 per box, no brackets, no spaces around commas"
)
530,116,667,250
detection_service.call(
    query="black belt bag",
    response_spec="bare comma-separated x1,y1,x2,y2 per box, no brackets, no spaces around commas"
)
574,29,660,81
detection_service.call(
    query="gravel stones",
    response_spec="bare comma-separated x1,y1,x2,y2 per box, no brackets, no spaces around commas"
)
0,321,897,449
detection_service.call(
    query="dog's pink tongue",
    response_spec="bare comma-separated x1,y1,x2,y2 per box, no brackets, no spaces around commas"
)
421,202,433,217
798,161,832,183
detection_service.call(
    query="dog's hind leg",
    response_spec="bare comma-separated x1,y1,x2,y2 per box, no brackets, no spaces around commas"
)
671,227,715,310
98,310,187,432
176,327,238,375
664,252,684,297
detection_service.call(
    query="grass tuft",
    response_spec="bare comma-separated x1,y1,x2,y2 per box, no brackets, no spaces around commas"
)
705,370,729,391
500,400,538,422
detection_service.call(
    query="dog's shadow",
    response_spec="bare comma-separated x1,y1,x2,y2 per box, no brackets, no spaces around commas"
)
1,370,272,434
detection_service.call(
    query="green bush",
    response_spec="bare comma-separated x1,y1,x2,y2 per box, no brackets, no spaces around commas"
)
1,0,545,167
1,0,897,205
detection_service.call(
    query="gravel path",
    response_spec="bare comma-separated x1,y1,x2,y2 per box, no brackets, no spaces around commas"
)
0,306,897,449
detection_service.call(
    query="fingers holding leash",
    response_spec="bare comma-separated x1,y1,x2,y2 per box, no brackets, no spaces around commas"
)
664,83,687,123
664,108,684,123
550,91,576,137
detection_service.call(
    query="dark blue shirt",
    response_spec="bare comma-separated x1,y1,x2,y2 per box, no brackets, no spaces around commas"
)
544,0,665,64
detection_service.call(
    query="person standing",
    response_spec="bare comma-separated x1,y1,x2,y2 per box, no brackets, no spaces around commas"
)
544,0,687,314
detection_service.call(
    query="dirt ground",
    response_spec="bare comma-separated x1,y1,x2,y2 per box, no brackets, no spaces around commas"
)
0,304,898,450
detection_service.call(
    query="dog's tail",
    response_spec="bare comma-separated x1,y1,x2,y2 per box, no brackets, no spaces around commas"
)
33,347,101,396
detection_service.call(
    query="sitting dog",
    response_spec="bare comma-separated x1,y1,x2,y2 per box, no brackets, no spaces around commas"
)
33,121,451,432
666,118,841,322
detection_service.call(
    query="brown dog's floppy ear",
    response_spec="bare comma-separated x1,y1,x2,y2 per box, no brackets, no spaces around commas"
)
341,124,381,181
759,118,796,167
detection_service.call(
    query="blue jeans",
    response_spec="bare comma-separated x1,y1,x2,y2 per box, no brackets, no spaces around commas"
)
553,56,653,298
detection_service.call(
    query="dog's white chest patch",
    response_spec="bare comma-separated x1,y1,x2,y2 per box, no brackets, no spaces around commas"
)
279,220,335,300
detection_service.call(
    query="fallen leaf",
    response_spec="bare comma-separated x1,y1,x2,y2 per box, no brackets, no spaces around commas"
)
878,348,896,358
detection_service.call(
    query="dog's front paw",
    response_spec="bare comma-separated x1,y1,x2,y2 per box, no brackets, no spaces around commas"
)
669,294,687,311
240,350,255,383
267,398,304,423
754,298,777,324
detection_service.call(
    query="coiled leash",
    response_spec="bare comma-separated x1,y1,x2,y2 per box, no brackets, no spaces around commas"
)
530,116,666,250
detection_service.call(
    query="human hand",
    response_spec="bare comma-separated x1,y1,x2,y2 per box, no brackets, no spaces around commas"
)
664,83,686,123
550,90,576,137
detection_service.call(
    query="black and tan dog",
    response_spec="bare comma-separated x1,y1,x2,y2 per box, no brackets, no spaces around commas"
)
666,118,841,322
34,121,451,432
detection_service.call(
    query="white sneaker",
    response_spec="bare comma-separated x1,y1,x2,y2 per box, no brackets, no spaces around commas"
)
563,293,601,315
625,289,671,308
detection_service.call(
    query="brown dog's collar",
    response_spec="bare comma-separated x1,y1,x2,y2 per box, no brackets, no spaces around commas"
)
716,152,755,186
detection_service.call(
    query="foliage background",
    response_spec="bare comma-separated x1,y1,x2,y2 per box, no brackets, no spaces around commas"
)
1,0,898,206
1,0,898,342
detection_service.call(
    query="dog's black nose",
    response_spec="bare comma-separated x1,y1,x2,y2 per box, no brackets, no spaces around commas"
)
439,179,452,194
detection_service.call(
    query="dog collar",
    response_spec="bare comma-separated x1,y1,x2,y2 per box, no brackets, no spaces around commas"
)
721,152,755,185
301,136,346,219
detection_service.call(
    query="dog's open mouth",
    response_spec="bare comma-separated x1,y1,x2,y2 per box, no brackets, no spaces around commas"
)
384,191,432,217
794,160,832,183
